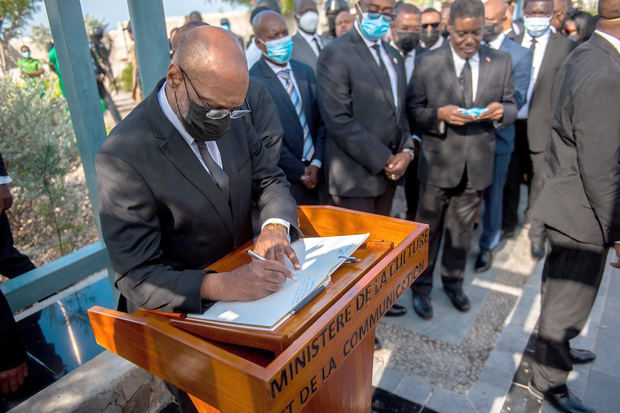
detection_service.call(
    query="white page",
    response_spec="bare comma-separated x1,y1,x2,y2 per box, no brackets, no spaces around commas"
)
187,233,369,329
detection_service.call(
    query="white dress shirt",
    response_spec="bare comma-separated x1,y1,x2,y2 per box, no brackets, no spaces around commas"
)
157,82,290,232
449,43,480,105
297,29,322,56
518,28,551,119
355,22,399,109
246,40,262,70
264,59,322,168
488,32,506,51
596,29,620,55
390,40,416,82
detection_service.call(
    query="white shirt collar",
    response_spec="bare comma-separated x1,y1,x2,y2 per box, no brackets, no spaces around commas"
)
488,32,506,50
449,42,480,65
158,81,196,147
523,27,551,46
428,35,445,50
264,58,292,76
595,29,620,55
297,29,320,45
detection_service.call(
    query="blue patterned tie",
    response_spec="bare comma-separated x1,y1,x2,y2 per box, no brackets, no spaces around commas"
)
278,68,315,162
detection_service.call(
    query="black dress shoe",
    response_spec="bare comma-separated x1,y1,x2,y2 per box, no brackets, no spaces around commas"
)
528,379,596,413
570,348,596,365
374,337,382,350
500,228,516,241
444,288,470,312
474,249,492,273
413,294,433,320
531,241,546,260
385,303,407,317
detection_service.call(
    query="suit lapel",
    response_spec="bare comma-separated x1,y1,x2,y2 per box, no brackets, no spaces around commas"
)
383,41,406,116
350,29,396,111
475,47,490,106
444,46,465,107
291,61,312,121
294,32,317,58
257,59,301,126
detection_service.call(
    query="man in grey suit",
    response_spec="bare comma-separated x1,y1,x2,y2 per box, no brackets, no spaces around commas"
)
291,0,323,75
407,0,517,320
502,0,574,259
317,0,414,321
96,27,300,317
527,3,620,410
475,0,532,272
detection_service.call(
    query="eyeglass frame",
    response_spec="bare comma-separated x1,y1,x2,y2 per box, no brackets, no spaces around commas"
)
179,66,251,120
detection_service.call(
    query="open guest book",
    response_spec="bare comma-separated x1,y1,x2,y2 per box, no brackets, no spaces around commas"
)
186,233,369,331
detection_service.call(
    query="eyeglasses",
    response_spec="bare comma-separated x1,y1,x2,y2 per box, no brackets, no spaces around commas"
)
421,22,440,29
179,67,251,120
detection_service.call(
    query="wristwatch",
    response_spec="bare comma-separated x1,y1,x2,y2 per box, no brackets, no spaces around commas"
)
402,148,415,161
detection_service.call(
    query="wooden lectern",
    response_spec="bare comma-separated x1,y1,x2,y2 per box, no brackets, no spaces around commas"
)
89,206,428,413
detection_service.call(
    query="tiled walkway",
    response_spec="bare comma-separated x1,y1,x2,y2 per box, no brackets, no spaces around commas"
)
371,187,620,413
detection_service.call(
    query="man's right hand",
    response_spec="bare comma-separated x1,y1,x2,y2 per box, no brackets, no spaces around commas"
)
437,105,475,126
0,184,13,213
200,258,292,302
0,362,28,395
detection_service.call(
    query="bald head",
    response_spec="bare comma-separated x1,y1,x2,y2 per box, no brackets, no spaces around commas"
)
253,10,288,40
170,21,208,53
484,0,507,22
599,0,620,19
168,26,248,111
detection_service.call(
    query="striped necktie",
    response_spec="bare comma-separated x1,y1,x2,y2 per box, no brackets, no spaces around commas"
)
278,68,315,162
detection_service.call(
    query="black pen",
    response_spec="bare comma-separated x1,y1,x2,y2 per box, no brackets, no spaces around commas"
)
246,249,297,281
290,281,328,314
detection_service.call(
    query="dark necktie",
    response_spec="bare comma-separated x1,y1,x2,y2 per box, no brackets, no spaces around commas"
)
313,36,322,53
371,44,392,92
197,141,229,202
460,58,473,108
530,37,537,53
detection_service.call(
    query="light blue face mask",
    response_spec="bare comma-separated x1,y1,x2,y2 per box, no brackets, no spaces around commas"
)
360,12,391,40
21,51,30,58
260,35,293,64
523,16,551,38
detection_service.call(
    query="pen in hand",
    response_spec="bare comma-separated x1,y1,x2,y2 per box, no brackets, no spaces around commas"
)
246,249,298,281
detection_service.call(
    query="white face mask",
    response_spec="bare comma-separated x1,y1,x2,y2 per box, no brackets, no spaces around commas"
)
523,16,552,38
298,10,319,34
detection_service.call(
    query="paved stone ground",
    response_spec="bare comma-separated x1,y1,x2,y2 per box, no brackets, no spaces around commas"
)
370,186,620,413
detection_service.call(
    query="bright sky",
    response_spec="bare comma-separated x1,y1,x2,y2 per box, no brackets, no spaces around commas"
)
26,0,248,34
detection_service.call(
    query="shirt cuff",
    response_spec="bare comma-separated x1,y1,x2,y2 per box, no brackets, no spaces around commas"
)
262,218,291,233
0,176,11,184
411,135,421,142
310,159,322,169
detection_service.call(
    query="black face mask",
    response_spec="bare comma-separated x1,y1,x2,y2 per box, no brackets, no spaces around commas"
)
420,28,439,47
396,32,420,54
482,22,500,43
175,71,231,142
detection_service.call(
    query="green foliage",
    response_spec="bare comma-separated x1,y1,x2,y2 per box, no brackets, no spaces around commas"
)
0,0,40,70
118,63,133,92
0,74,83,256
83,14,108,37
29,22,52,50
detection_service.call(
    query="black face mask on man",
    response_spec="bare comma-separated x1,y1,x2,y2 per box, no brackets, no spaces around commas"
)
482,22,500,43
175,69,231,142
420,28,439,47
396,32,420,54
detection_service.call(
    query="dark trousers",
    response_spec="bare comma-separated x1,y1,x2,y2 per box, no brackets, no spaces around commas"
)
331,183,396,217
479,152,512,251
502,120,546,242
97,81,122,123
404,154,420,220
532,228,607,392
0,212,35,279
412,173,482,296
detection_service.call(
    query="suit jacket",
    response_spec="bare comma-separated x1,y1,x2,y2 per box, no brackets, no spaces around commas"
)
317,28,413,198
531,33,620,246
509,31,575,153
495,36,532,155
250,58,325,185
0,152,6,177
291,32,321,75
407,44,517,191
246,77,284,165
96,79,298,314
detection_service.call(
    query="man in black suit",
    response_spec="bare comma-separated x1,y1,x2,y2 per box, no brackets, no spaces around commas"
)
317,0,413,319
407,0,517,320
0,153,35,279
251,11,325,205
96,27,300,319
502,0,574,259
527,4,620,411
291,0,323,75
